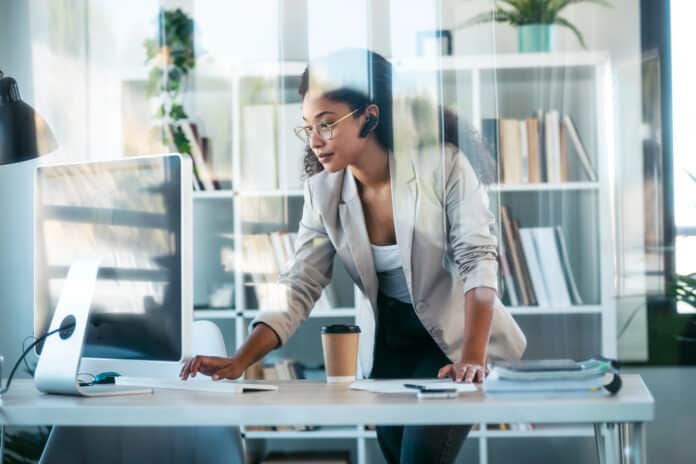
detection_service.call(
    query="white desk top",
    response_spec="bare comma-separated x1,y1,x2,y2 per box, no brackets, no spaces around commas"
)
0,376,654,427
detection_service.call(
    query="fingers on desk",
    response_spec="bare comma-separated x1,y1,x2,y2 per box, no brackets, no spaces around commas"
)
180,355,210,380
437,363,485,384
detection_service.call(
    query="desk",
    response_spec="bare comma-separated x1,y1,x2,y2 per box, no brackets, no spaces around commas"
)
1,375,654,464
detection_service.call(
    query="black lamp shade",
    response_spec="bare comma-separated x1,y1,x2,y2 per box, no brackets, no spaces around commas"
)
0,74,58,165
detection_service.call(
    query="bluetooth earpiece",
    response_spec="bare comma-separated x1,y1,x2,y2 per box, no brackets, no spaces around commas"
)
359,115,378,138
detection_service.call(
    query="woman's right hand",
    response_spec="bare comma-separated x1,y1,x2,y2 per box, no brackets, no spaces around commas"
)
179,355,246,381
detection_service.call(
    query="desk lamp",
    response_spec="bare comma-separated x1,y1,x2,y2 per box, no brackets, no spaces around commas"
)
0,70,57,165
0,70,57,404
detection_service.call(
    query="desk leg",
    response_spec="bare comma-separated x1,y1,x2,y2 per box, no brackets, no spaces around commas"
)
619,422,646,464
603,423,620,464
594,424,606,464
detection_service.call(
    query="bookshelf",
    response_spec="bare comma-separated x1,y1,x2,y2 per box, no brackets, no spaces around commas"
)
187,51,616,464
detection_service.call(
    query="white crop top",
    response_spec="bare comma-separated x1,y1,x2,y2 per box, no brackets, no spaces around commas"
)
370,244,412,304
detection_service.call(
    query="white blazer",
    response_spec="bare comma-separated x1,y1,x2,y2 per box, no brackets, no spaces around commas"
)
252,143,526,377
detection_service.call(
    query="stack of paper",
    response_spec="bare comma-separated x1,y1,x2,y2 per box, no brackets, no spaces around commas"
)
350,379,477,394
484,358,621,396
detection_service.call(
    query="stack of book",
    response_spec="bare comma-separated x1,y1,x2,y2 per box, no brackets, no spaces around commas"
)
221,231,337,311
481,112,597,184
499,206,582,308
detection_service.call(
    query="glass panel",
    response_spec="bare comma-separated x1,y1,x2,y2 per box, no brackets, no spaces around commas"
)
670,0,696,315
18,0,657,369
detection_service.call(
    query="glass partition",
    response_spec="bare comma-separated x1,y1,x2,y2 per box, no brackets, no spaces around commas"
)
19,0,668,460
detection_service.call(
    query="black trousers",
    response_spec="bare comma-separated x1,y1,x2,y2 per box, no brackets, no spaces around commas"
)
371,292,471,464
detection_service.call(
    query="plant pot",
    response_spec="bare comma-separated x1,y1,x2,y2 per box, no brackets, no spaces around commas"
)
518,24,555,53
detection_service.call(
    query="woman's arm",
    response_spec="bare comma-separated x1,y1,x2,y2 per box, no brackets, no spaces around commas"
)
439,147,499,383
181,179,336,381
180,322,280,380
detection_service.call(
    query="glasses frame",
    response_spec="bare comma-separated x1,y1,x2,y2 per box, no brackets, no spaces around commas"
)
293,108,360,144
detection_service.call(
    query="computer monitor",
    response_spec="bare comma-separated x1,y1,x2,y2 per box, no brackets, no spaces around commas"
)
33,153,192,377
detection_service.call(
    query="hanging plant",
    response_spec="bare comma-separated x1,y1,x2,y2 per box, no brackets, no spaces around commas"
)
143,8,196,154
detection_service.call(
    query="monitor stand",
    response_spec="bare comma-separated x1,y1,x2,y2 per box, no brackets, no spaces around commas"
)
34,259,152,397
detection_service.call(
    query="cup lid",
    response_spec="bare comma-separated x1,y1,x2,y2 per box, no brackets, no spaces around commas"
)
321,324,361,334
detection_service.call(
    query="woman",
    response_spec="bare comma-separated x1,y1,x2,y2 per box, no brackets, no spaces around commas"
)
181,48,526,463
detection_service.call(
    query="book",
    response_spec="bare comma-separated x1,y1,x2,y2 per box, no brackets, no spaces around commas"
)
518,120,529,183
500,207,529,305
533,109,547,182
563,114,597,181
518,228,550,306
499,119,522,184
242,104,277,190
530,227,572,307
512,218,537,306
181,121,216,191
499,249,519,307
544,111,561,183
554,226,583,305
526,118,541,183
559,122,569,182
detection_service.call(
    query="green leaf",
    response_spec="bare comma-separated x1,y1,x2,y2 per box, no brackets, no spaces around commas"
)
554,16,587,48
169,103,188,120
460,9,515,27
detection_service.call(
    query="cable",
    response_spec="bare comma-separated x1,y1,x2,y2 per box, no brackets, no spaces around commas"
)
0,323,75,395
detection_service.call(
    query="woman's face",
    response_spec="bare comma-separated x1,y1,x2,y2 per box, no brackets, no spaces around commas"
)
301,93,368,173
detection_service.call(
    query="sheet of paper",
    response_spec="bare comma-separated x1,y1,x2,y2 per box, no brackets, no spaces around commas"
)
350,378,478,394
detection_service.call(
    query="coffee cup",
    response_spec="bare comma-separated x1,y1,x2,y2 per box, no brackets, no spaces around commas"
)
321,324,361,383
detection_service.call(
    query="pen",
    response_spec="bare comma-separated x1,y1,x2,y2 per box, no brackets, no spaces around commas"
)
403,383,425,391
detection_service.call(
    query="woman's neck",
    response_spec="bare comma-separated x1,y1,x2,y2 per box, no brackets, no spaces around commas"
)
348,143,390,189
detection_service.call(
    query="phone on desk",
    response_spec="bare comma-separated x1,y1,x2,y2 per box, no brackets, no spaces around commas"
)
417,388,458,399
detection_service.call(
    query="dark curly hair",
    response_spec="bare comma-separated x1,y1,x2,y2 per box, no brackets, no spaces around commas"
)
298,48,495,183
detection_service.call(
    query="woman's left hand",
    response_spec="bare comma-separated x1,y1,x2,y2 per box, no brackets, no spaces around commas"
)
437,361,489,384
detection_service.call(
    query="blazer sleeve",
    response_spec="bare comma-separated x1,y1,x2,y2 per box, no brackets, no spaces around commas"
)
445,147,499,295
250,179,336,346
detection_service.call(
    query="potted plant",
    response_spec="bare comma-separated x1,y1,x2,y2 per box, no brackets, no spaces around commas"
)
463,0,612,53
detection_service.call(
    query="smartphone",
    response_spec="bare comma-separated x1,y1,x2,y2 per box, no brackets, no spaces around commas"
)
417,388,458,399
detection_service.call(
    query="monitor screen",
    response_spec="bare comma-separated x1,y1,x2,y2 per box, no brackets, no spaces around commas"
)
34,154,191,363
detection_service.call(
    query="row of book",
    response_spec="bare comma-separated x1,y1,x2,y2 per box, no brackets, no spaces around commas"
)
221,231,338,310
481,111,597,185
500,206,583,307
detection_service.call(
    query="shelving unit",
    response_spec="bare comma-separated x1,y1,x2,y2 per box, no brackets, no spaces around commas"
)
188,51,615,464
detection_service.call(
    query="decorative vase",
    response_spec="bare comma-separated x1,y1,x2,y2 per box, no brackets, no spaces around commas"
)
518,24,555,53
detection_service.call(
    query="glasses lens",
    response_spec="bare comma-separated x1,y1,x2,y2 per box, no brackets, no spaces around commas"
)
294,127,309,144
319,125,332,141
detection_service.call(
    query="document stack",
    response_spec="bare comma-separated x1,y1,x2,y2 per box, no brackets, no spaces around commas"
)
484,358,622,397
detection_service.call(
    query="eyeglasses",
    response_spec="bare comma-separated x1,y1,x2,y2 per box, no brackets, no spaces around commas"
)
293,109,359,144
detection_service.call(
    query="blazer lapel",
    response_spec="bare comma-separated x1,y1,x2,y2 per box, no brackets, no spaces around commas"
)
338,169,379,309
389,150,418,299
